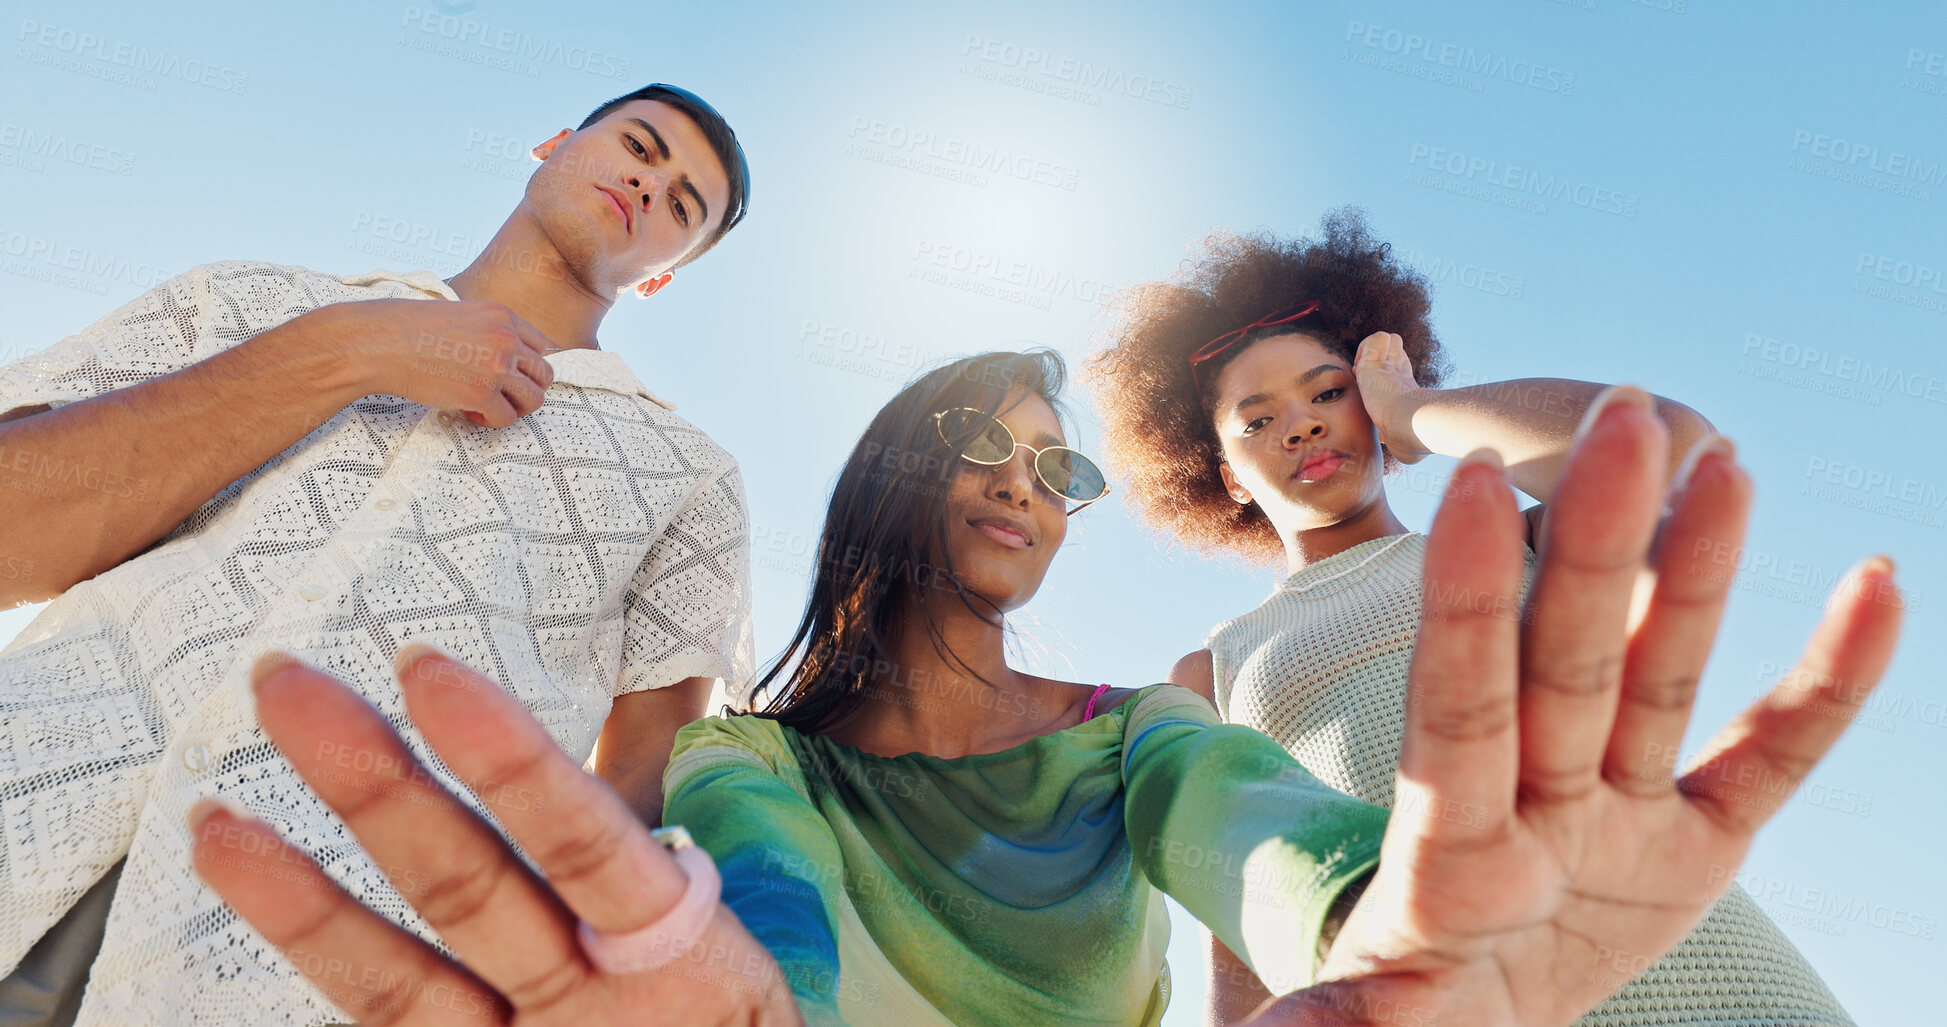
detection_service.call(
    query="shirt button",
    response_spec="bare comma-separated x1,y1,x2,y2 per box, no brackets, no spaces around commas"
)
375,498,397,511
299,584,326,601
438,411,457,427
181,743,211,772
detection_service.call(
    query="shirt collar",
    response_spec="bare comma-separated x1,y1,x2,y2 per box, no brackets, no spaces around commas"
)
340,268,676,410
546,348,676,410
340,268,458,300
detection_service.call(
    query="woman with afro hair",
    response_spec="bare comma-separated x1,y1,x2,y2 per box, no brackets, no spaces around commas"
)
1085,209,1857,1026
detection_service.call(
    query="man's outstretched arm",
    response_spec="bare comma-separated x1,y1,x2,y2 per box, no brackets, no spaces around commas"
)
0,290,556,606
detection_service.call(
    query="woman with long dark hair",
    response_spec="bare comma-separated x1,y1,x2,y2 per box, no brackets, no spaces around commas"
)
189,347,1901,1027
653,349,1892,1024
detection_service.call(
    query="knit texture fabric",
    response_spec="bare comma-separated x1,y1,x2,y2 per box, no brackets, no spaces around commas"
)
1205,532,1854,1026
0,262,756,1025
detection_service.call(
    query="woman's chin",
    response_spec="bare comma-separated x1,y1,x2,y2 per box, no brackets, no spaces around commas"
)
1276,505,1362,535
948,575,1035,615
1275,481,1380,525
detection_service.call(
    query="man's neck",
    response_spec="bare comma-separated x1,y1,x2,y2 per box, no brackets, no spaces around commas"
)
446,217,613,352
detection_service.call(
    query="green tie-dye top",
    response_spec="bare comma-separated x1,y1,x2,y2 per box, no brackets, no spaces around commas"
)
662,685,1390,1026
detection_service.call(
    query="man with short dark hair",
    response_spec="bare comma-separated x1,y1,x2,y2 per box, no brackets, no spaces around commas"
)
0,84,755,1025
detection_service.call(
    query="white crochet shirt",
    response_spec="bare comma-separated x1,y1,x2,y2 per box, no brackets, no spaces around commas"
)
0,262,756,1025
1206,532,1854,1026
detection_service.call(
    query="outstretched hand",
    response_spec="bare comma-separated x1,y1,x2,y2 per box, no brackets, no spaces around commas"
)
189,647,803,1026
187,389,1900,1027
1246,386,1902,1026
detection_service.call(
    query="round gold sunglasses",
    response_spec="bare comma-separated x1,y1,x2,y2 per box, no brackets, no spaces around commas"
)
932,407,1111,516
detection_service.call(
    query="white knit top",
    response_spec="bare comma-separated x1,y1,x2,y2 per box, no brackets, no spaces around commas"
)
0,263,757,1025
1206,532,1854,1026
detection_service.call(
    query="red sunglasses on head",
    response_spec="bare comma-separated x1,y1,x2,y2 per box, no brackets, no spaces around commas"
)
1187,300,1321,394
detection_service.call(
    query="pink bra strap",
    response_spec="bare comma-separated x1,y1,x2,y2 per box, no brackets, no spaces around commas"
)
1082,683,1112,721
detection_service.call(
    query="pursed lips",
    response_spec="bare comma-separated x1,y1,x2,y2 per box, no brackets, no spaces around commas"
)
1292,449,1349,481
595,185,632,232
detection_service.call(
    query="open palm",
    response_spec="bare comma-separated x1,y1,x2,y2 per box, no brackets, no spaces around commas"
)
189,648,805,1026
1253,388,1902,1025
186,389,1899,1027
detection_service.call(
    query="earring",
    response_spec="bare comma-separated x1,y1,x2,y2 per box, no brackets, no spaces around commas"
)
530,129,571,162
636,271,674,299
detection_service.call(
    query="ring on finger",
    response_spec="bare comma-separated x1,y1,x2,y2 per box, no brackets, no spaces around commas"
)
575,825,722,975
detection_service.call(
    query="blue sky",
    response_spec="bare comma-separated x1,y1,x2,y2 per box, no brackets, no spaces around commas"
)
3,0,1939,1020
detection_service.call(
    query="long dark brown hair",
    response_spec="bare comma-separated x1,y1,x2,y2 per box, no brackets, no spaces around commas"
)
750,350,1070,733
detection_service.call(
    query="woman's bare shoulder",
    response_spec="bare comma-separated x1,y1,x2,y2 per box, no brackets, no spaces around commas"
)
1165,649,1216,705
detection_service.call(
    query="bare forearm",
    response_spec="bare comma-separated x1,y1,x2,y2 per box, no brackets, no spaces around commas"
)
595,744,673,827
0,314,367,604
1398,379,1713,502
592,678,713,828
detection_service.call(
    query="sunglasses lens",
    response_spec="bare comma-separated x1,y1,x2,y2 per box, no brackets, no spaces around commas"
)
939,408,1015,463
1038,449,1106,502
968,423,1016,464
